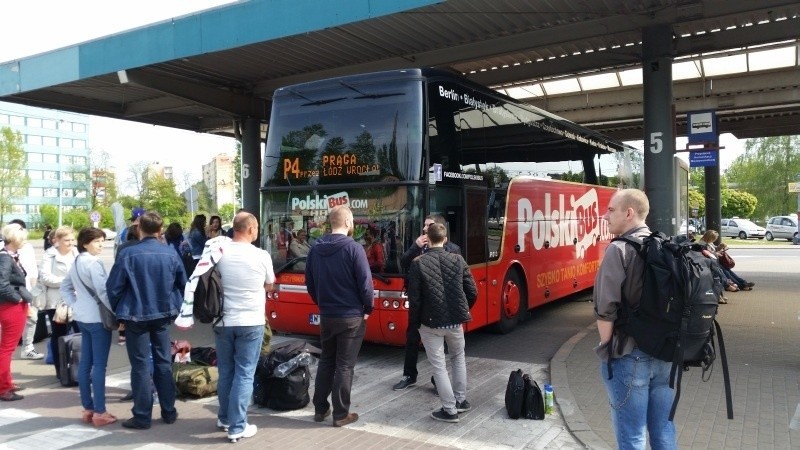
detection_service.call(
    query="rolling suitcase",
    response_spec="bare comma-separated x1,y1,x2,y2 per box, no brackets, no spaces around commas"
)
58,333,81,387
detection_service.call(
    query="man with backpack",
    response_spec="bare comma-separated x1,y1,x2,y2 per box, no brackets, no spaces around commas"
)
593,189,677,450
211,212,274,442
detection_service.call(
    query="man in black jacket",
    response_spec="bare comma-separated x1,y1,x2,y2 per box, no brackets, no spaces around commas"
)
407,223,477,423
392,215,460,392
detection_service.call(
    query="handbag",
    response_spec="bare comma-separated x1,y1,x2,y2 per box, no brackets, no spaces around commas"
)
719,251,735,269
53,302,72,324
74,266,118,331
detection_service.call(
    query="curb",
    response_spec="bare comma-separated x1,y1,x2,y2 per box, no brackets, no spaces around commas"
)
550,323,611,450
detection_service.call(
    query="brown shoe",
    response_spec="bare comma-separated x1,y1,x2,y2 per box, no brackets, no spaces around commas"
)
92,412,118,427
314,408,331,422
333,413,359,427
82,410,94,424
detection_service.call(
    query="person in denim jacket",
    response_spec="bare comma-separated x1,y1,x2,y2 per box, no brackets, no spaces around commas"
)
106,211,187,430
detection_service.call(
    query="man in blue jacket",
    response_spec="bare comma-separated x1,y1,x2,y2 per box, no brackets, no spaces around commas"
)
107,211,187,430
305,205,372,428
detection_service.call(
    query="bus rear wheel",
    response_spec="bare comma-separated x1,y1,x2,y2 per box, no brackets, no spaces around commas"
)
494,270,527,334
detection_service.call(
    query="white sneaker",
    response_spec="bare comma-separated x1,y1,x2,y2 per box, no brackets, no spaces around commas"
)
216,419,229,431
20,347,44,360
228,424,256,442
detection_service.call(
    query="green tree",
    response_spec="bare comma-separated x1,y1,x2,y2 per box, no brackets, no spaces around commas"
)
233,142,242,207
192,180,213,215
721,189,757,219
689,189,705,217
726,136,800,219
142,174,187,225
39,204,58,229
0,127,31,224
218,203,235,223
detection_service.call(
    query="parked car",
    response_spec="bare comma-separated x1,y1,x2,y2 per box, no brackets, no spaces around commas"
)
765,216,798,241
678,220,696,235
720,218,765,240
101,228,117,240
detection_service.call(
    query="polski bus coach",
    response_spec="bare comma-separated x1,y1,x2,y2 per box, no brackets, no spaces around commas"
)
260,68,640,345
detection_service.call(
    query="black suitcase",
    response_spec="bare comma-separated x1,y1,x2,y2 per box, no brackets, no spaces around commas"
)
58,333,81,387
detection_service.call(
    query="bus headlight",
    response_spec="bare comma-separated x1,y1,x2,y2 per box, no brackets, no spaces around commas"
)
382,299,390,308
392,300,400,309
404,300,409,309
270,311,277,319
388,322,396,331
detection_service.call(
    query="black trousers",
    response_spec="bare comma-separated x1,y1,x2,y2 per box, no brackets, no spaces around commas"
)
313,316,366,420
402,325,420,380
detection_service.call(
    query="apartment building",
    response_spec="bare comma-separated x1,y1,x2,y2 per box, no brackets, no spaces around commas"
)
0,102,91,226
202,152,236,209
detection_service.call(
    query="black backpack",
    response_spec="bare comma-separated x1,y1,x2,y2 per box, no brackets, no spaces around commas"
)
612,231,732,420
504,369,526,419
193,257,223,325
522,374,545,420
254,340,320,411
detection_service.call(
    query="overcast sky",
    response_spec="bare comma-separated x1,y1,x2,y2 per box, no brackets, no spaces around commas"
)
2,0,238,192
2,0,745,191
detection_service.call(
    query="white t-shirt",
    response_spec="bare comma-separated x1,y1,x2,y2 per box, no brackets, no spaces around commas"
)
216,242,275,327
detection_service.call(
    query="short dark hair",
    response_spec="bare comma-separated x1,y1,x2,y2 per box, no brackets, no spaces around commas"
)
9,219,26,229
77,227,106,253
138,211,163,235
426,223,447,244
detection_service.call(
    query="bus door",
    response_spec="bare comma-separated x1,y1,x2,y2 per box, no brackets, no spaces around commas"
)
436,185,488,330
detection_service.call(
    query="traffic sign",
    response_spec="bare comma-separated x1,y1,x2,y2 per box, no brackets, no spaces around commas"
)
90,211,101,222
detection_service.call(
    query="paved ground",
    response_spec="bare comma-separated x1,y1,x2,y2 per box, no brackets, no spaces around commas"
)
555,245,800,449
3,242,798,449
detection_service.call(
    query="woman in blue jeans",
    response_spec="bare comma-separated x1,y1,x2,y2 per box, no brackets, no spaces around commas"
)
60,227,117,427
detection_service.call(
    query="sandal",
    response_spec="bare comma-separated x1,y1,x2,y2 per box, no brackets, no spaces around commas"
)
725,285,739,292
718,296,728,304
741,285,752,291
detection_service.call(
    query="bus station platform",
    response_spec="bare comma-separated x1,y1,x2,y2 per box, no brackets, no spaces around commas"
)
3,244,798,449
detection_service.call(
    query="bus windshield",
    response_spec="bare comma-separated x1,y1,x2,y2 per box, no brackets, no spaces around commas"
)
261,75,425,273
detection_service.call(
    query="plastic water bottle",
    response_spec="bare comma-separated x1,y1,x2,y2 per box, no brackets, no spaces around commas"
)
544,384,554,414
273,352,312,378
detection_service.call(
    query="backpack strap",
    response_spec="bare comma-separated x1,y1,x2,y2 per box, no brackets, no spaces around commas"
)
715,319,734,419
605,234,645,381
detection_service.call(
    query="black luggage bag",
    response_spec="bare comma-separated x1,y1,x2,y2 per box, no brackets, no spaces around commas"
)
58,333,81,387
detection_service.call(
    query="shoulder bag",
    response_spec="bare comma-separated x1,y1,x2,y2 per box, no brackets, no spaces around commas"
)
718,251,735,269
74,263,118,331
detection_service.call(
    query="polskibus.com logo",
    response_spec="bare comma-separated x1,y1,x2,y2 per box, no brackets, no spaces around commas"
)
516,189,611,258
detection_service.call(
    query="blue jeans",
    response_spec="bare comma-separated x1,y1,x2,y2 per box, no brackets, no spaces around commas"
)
76,322,112,413
215,325,263,435
125,317,176,425
601,348,677,450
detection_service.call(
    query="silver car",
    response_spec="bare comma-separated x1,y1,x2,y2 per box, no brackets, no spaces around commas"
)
720,218,766,240
765,216,798,241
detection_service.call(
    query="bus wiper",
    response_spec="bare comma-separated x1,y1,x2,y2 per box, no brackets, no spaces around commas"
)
274,257,306,275
339,81,404,99
286,88,346,106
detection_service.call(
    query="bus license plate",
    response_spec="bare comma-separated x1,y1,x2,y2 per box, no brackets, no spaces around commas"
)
308,314,320,326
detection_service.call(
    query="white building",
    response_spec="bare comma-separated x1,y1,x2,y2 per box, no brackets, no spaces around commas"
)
202,152,236,210
0,101,91,226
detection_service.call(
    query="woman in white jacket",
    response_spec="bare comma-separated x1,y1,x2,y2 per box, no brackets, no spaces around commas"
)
60,227,117,427
39,226,78,377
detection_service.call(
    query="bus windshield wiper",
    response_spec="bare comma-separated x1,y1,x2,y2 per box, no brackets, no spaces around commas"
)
339,81,404,99
286,88,346,106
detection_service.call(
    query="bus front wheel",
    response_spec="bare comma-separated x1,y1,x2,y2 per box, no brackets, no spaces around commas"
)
494,270,527,334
